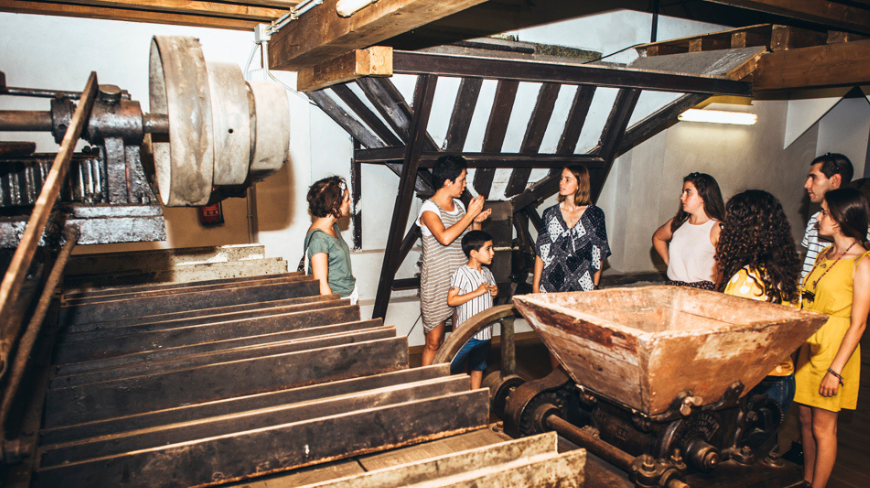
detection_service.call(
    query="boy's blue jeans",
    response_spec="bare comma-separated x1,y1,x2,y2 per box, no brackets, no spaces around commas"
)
749,373,795,413
450,338,491,374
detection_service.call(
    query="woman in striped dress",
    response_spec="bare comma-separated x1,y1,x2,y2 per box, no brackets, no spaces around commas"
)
418,155,490,367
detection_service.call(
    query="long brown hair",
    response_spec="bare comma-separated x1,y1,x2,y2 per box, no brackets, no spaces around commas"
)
824,188,869,246
557,165,591,206
671,172,725,233
716,190,800,304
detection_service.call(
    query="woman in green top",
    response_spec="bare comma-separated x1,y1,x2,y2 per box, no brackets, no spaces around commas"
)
305,176,357,304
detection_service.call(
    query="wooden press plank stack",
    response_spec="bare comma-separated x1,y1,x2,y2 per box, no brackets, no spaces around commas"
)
30,250,583,487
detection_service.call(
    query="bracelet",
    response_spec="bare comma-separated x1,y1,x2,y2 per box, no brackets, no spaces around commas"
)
827,368,845,385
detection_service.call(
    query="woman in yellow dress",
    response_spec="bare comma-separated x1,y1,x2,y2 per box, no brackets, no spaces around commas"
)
795,187,870,488
717,190,801,412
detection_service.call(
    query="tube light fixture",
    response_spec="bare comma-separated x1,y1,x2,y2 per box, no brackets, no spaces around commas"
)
337,0,378,17
678,109,757,125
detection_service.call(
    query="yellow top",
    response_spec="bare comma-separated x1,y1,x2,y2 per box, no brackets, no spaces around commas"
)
724,266,798,376
794,247,869,412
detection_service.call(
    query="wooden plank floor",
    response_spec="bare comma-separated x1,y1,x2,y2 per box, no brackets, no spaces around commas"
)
827,336,870,488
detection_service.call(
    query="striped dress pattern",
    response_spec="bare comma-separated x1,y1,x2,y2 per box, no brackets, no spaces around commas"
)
450,265,495,341
420,199,469,333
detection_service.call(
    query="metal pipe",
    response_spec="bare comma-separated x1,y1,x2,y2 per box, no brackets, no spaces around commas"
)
0,227,78,431
546,414,636,472
143,113,170,135
3,87,81,99
0,110,53,131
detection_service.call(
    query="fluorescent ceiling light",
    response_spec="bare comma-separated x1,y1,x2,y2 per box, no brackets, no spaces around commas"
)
678,109,757,125
337,0,378,17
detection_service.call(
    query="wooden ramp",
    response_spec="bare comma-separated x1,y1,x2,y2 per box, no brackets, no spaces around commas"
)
20,267,582,487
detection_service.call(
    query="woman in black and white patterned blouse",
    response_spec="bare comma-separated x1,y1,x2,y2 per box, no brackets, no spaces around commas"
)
532,165,611,295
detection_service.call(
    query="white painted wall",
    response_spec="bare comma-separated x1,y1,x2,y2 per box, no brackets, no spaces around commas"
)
4,10,870,346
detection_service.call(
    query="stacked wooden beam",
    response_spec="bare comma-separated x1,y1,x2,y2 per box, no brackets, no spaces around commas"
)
19,265,584,487
34,272,493,487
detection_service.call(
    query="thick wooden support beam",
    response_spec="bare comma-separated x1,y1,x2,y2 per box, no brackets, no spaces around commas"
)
590,89,641,202
54,305,361,364
267,0,487,70
473,80,519,197
35,389,488,488
392,51,752,96
298,47,392,92
0,1,260,30
504,82,561,197
40,375,468,467
597,89,642,162
55,317,375,376
308,90,384,149
41,365,451,446
752,39,870,89
706,0,870,36
557,85,596,155
62,294,340,334
770,24,827,51
58,278,320,326
44,337,409,428
372,75,437,320
355,77,439,151
332,84,403,146
45,0,286,20
355,149,607,167
51,326,396,388
445,77,483,151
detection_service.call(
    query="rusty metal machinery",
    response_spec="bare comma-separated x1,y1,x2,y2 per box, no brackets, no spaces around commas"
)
0,35,289,247
0,36,292,481
441,287,828,488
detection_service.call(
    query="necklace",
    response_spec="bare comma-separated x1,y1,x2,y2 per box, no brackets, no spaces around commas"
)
803,240,858,301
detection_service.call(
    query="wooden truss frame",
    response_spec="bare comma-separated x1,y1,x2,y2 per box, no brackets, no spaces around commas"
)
307,50,751,320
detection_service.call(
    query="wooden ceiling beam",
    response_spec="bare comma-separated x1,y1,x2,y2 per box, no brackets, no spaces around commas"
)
392,51,753,96
297,47,392,92
752,38,870,90
267,0,487,70
52,0,286,21
0,1,259,30
705,0,870,36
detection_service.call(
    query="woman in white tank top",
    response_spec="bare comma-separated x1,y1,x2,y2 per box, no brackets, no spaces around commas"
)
652,172,726,290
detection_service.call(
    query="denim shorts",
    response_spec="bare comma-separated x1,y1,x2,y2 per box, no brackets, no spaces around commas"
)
749,373,796,413
450,338,491,373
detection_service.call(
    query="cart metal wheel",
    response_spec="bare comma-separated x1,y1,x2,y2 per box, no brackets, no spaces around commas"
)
432,304,525,417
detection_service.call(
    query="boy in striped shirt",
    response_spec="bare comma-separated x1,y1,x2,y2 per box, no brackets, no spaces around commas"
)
447,230,498,390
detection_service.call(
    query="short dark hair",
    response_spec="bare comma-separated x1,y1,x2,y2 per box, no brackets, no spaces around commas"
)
307,176,346,218
824,188,869,244
432,155,467,189
811,153,853,185
461,230,492,258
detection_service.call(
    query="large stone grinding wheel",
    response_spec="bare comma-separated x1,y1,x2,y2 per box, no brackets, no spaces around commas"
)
148,36,290,206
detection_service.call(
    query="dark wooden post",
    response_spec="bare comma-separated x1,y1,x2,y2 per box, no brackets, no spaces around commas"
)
372,75,438,320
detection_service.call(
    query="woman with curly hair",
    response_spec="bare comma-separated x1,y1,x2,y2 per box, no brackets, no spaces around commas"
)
304,176,357,304
717,190,801,412
653,172,725,289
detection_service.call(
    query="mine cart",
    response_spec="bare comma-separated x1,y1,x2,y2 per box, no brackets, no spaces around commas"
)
498,286,828,488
